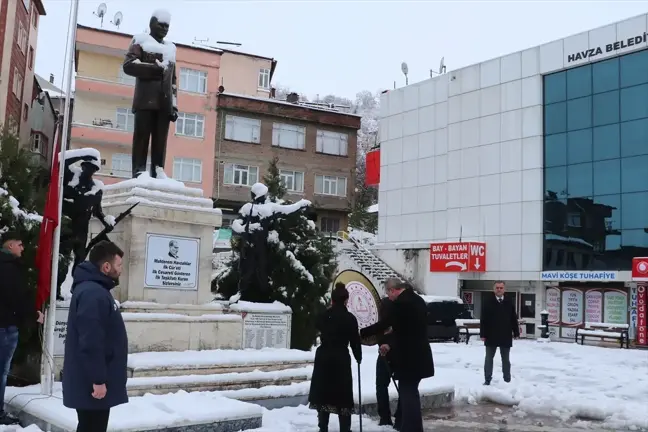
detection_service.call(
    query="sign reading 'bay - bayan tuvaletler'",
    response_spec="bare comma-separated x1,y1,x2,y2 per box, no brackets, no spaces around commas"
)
567,32,648,63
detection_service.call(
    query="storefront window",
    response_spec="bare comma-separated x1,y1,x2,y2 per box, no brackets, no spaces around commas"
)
543,49,648,270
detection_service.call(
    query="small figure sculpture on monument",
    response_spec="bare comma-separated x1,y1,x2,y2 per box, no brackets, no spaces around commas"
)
237,183,272,303
122,8,178,179
62,151,116,271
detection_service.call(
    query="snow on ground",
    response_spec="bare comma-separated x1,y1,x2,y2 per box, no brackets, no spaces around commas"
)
348,227,376,245
5,341,648,431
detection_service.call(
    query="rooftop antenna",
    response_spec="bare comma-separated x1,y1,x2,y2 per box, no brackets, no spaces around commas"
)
401,62,409,86
459,225,463,243
94,3,107,27
111,11,123,29
193,37,243,48
430,57,447,77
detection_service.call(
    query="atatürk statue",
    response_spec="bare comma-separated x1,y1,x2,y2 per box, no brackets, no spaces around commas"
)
122,9,178,178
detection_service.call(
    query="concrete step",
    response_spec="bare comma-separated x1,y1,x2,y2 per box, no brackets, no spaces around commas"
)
126,366,312,396
127,348,315,378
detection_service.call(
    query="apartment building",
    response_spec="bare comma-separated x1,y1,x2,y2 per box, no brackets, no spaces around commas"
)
30,74,58,167
72,24,276,196
215,92,361,232
0,0,46,144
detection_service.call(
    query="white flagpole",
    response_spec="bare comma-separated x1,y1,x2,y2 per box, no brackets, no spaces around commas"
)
42,0,80,396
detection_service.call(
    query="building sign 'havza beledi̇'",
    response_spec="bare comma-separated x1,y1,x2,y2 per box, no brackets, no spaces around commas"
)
567,32,648,63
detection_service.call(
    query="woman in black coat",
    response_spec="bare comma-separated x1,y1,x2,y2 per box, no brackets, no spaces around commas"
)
309,283,362,432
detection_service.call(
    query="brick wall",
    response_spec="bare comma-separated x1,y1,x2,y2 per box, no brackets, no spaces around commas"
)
214,97,360,214
4,0,29,129
0,0,8,78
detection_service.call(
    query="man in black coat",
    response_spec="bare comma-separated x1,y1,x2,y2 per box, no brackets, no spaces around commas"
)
376,295,397,427
0,232,44,425
361,283,433,432
480,281,520,385
62,241,129,432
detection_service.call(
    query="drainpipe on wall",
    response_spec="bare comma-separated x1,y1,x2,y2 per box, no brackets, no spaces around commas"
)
216,107,224,203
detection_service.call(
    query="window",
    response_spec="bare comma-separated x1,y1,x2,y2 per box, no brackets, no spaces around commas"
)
224,164,259,186
315,175,347,197
12,68,23,98
593,124,620,161
23,103,28,121
316,130,348,156
593,90,619,126
31,134,44,154
566,65,591,99
173,157,202,183
116,108,135,132
545,133,566,167
621,84,648,122
567,129,592,164
117,68,135,86
567,96,592,131
225,115,260,143
111,153,132,177
272,123,305,149
321,217,340,233
567,163,592,197
620,49,648,88
179,68,207,94
567,212,581,227
593,58,619,94
544,102,566,135
621,117,648,157
16,22,27,54
593,159,621,196
32,10,38,27
280,170,304,192
258,68,270,89
22,0,29,10
28,46,34,69
176,112,204,138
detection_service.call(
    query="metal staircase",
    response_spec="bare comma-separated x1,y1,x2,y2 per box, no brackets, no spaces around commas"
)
336,231,402,288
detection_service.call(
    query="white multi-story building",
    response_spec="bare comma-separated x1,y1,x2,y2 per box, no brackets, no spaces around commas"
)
374,13,648,342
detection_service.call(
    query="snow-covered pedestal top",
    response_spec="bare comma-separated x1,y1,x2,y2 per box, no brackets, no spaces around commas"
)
101,173,221,216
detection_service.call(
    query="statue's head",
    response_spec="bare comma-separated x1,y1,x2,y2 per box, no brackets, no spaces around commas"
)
149,9,171,40
250,183,268,203
80,161,99,180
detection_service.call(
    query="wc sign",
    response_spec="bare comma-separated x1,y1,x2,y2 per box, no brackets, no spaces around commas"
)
429,242,487,273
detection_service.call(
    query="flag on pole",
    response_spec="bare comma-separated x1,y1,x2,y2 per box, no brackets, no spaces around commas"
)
35,125,62,310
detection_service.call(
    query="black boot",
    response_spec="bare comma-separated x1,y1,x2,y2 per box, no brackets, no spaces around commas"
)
339,414,352,432
317,411,329,432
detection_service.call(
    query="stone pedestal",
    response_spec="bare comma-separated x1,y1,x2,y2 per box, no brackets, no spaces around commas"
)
89,177,222,305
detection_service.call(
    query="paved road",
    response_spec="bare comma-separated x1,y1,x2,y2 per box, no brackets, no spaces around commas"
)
421,403,614,432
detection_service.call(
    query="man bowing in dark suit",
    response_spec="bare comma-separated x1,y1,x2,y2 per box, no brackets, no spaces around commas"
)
361,282,433,432
480,281,520,385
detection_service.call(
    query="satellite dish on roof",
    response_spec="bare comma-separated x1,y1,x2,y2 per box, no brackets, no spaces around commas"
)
94,3,107,26
401,62,409,75
439,57,446,74
112,11,123,28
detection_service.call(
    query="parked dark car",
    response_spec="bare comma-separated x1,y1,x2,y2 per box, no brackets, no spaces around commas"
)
423,297,472,342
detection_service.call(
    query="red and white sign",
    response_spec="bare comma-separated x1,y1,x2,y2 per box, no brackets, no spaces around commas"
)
637,283,647,346
429,242,486,273
462,291,474,304
632,257,648,281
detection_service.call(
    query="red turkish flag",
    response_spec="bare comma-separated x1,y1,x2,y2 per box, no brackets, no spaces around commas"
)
35,131,62,309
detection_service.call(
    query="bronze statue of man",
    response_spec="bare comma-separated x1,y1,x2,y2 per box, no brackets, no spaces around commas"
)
122,9,178,178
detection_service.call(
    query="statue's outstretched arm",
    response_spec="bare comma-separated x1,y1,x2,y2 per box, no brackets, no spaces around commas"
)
123,40,162,80
92,190,114,228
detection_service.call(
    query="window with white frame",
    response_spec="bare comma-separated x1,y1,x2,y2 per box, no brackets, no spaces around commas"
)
117,67,136,85
258,68,270,89
16,22,27,53
116,108,135,131
176,112,204,138
316,130,348,156
111,153,132,177
272,123,305,150
280,170,304,193
30,134,44,155
225,115,261,144
12,68,23,98
180,68,207,93
315,175,347,197
173,157,202,183
223,164,258,186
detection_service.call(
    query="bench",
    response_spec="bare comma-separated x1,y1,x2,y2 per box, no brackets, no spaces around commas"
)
575,322,629,348
455,319,480,344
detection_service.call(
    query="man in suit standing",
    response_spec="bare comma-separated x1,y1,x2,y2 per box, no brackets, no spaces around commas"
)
480,281,520,385
375,287,398,427
361,282,433,432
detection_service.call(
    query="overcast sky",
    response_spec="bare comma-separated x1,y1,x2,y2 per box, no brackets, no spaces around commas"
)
35,1,648,100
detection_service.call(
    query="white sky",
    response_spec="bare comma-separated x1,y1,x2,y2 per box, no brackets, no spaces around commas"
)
35,1,648,100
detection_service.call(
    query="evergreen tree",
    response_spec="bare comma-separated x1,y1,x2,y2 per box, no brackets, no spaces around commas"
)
0,127,73,383
263,156,286,199
216,159,337,350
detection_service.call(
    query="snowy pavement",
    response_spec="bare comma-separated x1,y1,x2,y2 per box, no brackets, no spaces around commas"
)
4,340,648,431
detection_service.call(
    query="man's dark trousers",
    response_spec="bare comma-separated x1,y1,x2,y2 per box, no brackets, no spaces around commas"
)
76,409,110,432
376,356,392,423
484,346,511,382
398,378,423,432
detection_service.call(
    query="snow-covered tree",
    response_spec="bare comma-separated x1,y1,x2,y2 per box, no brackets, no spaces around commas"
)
216,159,337,350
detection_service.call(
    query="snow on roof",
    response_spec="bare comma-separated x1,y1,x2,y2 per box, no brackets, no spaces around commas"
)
152,9,171,23
367,204,378,213
220,92,363,119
